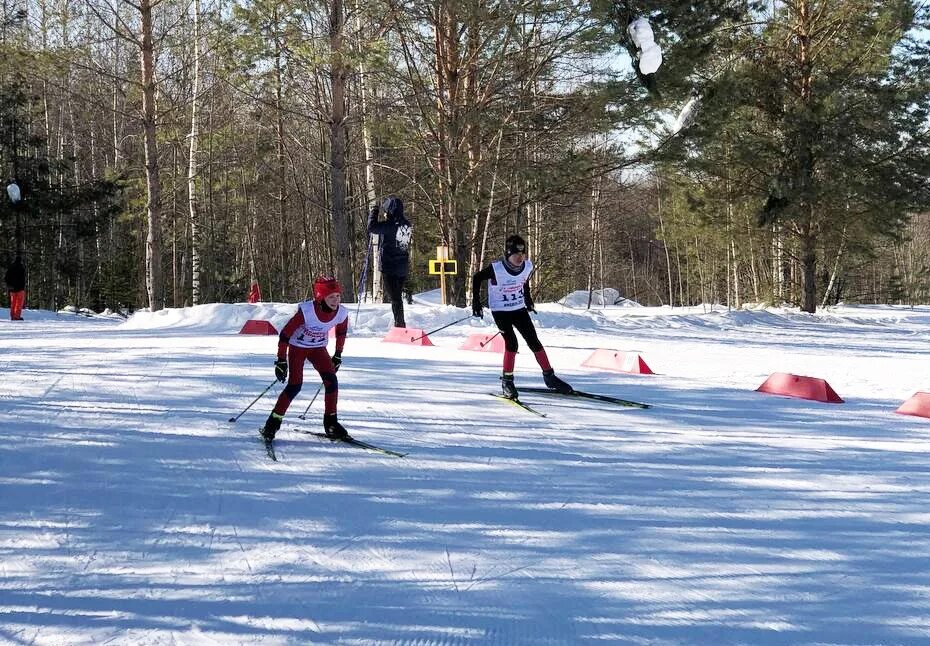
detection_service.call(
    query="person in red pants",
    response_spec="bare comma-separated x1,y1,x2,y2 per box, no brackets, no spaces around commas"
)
5,256,26,321
260,276,349,442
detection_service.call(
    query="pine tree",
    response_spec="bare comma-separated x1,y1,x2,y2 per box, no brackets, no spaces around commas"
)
669,0,930,312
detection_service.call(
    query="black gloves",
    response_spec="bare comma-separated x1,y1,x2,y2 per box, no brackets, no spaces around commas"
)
332,353,342,372
274,359,288,382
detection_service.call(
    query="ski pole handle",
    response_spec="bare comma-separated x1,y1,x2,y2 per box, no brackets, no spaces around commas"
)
355,238,373,326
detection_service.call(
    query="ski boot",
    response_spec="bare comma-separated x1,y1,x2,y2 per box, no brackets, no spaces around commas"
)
543,370,573,394
261,412,283,442
323,413,349,440
501,373,519,400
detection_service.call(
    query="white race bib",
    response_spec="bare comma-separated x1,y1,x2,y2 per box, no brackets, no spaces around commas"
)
290,302,348,348
488,259,533,312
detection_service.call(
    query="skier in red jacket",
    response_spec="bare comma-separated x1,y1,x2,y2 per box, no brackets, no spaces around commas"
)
260,276,349,442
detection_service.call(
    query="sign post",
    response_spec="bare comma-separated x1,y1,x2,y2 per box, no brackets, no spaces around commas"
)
428,244,457,305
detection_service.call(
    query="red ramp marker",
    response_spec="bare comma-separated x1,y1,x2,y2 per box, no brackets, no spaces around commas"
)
383,326,435,346
239,319,277,335
756,372,844,403
896,392,930,419
581,349,654,375
460,332,504,353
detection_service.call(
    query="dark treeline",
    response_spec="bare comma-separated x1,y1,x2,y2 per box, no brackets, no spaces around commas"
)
0,0,928,314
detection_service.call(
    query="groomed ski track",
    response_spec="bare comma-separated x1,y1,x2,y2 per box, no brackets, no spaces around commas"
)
2,302,930,645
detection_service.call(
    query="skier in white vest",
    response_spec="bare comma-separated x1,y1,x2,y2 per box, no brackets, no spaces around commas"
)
471,234,572,400
260,275,350,441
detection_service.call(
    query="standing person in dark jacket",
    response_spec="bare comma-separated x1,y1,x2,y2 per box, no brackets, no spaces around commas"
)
5,256,26,321
368,195,412,328
471,234,572,400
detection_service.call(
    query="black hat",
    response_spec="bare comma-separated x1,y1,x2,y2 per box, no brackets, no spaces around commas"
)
382,195,404,220
505,234,527,256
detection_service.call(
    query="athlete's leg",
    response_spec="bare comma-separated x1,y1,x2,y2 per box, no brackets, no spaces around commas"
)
512,309,572,392
307,347,338,415
491,310,520,397
262,346,309,439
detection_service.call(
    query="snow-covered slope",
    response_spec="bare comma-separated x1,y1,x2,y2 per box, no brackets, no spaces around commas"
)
2,300,930,645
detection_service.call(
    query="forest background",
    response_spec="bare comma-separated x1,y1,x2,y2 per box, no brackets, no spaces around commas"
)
0,0,928,315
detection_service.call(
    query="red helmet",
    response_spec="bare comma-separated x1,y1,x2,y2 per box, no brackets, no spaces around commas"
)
313,275,342,302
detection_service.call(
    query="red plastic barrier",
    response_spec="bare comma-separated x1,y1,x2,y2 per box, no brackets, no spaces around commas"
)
239,319,278,335
755,372,844,403
382,326,435,346
896,391,930,419
459,332,505,353
581,349,654,375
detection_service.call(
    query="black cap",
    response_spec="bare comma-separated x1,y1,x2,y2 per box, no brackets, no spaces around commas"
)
505,234,526,256
382,195,404,220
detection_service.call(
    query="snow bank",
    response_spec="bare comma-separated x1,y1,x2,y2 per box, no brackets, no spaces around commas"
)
559,288,641,308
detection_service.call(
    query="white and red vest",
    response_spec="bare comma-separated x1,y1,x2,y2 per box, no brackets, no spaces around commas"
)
290,301,348,349
488,259,533,312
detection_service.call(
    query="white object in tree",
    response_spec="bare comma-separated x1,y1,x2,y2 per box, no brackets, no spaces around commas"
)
673,94,700,133
627,17,663,75
6,182,21,203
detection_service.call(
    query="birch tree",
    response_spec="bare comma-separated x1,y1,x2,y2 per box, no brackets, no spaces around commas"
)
188,0,202,304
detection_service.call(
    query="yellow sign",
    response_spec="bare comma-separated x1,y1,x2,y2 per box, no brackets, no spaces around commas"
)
431,244,455,305
429,260,457,275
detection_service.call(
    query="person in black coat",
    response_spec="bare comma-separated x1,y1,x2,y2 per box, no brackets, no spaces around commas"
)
5,256,26,321
368,195,413,328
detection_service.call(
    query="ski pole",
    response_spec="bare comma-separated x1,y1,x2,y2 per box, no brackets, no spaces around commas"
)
408,314,472,342
228,379,278,422
480,330,501,347
297,383,324,420
355,238,373,326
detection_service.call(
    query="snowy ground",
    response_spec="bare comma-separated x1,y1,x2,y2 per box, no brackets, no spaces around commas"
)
2,296,930,645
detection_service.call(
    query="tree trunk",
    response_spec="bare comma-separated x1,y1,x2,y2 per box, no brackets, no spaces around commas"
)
796,0,817,313
472,129,503,296
140,0,163,311
800,221,817,313
586,180,601,309
821,226,847,308
273,9,288,299
355,4,379,302
188,0,202,305
328,0,354,301
656,176,673,306
745,213,759,302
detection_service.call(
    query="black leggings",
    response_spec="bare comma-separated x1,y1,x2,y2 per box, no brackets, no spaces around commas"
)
492,308,542,353
384,274,406,327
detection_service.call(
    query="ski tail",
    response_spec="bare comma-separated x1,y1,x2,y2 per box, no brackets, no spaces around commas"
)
291,429,407,458
519,387,650,409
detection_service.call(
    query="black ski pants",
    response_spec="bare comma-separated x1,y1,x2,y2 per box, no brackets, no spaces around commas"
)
383,274,407,327
492,308,543,353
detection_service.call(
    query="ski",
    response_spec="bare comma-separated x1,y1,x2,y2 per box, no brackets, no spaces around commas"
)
519,387,651,409
292,429,407,458
489,393,547,417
